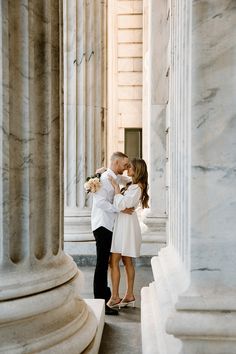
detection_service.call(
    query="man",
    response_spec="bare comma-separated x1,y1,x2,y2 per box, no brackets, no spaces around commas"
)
91,152,132,315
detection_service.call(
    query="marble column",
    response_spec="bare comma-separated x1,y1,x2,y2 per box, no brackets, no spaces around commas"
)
0,1,100,352
142,0,169,248
166,1,236,353
142,0,189,351
142,1,236,354
63,0,106,243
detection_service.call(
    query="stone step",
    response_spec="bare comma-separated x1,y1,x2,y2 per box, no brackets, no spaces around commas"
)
141,285,160,354
65,240,166,267
83,299,105,354
141,256,182,354
72,254,152,267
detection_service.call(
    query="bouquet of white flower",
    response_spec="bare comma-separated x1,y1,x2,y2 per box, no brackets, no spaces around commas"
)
84,173,101,193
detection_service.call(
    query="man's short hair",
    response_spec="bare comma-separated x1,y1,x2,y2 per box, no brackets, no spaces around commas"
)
110,151,128,161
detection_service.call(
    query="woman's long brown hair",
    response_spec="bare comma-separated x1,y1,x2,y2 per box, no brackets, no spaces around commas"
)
131,158,149,208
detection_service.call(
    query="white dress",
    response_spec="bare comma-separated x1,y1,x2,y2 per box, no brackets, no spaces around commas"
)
111,184,142,257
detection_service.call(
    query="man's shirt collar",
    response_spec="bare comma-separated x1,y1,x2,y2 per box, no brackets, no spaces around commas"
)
107,168,117,179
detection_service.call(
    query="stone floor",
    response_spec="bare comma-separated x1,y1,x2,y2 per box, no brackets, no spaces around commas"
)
78,265,154,354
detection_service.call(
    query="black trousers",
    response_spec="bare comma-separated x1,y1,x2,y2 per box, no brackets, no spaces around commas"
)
93,226,112,303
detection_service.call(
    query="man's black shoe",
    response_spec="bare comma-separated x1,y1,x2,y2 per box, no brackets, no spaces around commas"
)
105,305,119,316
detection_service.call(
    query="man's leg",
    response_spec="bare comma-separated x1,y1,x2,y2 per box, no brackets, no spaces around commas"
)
93,226,112,302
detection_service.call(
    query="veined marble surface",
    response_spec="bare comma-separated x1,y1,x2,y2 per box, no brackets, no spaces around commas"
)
142,0,168,235
0,0,72,296
142,1,236,353
64,0,106,211
0,1,100,352
63,0,106,241
190,0,236,289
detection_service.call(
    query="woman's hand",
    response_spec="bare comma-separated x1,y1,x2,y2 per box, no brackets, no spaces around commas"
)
108,175,118,188
108,176,120,194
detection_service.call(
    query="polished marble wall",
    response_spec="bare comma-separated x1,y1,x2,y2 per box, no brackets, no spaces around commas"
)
190,0,236,290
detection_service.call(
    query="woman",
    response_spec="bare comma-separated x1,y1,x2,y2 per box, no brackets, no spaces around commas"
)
107,158,149,309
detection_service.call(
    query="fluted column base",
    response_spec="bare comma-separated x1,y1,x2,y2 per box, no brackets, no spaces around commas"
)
141,210,167,254
142,246,236,354
142,214,166,233
167,309,236,354
0,272,101,354
64,208,94,241
167,268,236,353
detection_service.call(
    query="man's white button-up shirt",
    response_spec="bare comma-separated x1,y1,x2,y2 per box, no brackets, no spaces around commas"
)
91,168,130,232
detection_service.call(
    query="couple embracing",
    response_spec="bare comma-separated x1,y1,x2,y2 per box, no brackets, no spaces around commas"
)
91,152,149,315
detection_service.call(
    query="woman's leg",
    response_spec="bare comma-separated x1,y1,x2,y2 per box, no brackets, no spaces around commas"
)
109,253,122,301
122,256,135,301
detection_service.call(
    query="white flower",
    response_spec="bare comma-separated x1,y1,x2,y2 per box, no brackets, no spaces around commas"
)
84,176,101,193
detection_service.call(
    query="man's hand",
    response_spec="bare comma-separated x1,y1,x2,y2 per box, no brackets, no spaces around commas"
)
121,207,135,215
96,167,107,174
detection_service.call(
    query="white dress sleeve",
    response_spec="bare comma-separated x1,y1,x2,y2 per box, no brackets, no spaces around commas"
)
113,184,141,211
116,175,132,186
